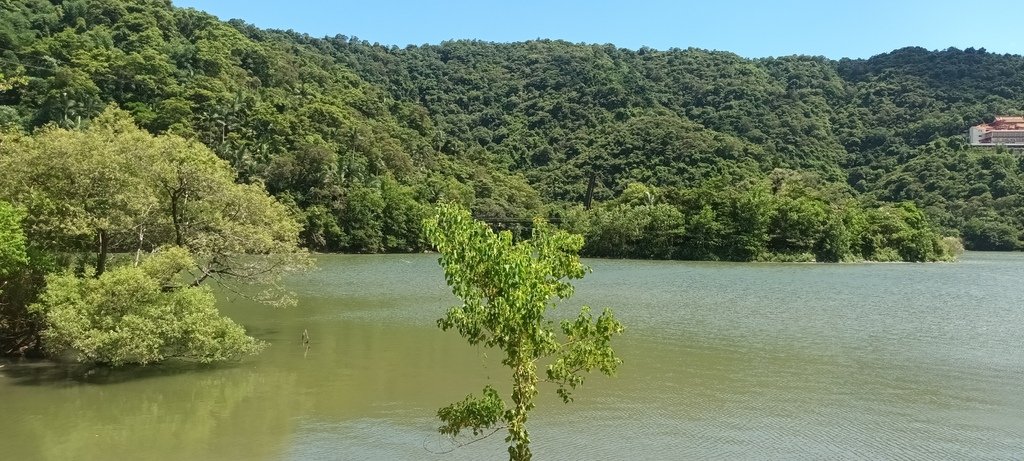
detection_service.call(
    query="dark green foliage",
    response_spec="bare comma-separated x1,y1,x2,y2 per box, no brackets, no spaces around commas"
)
873,138,1024,250
571,175,954,262
2,0,1022,257
963,218,1019,251
0,0,533,253
322,40,1024,248
337,178,427,253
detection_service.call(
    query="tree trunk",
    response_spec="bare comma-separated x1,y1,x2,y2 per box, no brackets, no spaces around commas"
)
96,229,109,277
507,360,535,461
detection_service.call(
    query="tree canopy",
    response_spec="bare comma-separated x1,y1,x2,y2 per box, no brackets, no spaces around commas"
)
0,107,308,362
2,1,1022,255
424,203,622,461
31,247,266,365
1,0,1023,266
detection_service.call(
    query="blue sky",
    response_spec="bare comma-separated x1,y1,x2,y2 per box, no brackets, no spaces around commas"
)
172,1,1019,59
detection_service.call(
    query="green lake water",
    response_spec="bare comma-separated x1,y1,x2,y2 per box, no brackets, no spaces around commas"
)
1,252,1022,460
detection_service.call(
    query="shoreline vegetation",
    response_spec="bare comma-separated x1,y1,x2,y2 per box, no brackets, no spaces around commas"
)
0,110,310,362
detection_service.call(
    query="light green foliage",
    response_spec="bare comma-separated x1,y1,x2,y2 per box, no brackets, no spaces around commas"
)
0,107,308,359
424,203,622,461
582,203,684,259
815,212,854,263
0,107,310,303
0,71,28,94
0,112,155,260
770,194,829,253
0,199,48,355
30,247,265,366
436,385,505,437
0,201,28,276
858,203,955,262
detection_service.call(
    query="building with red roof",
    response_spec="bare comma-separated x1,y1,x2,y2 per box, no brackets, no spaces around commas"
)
969,117,1024,146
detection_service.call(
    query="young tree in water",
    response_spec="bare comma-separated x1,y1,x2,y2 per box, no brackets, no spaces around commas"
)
423,203,623,461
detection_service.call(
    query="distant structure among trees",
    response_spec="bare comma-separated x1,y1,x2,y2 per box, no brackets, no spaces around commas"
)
969,117,1024,146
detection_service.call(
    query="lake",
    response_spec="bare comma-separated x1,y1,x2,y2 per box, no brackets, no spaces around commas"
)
1,252,1022,460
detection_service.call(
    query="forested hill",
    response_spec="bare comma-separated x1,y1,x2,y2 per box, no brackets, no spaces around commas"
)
2,0,1023,258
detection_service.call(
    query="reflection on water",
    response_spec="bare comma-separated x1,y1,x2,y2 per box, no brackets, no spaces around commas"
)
2,252,1023,460
0,362,299,460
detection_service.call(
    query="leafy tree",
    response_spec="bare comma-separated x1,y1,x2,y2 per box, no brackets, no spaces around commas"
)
0,199,49,356
719,181,773,261
814,212,853,262
571,174,952,262
423,203,622,461
768,194,828,257
962,217,1019,251
0,112,156,276
31,246,265,366
577,201,684,259
857,203,953,262
0,201,28,276
0,107,310,302
0,107,309,360
299,204,344,251
0,200,34,354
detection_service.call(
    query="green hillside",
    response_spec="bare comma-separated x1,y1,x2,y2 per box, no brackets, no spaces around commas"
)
2,0,1021,258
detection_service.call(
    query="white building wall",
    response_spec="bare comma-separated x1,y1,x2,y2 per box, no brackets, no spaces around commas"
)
969,126,985,145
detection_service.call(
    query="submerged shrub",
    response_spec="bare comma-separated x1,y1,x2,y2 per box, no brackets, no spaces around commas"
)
31,248,265,366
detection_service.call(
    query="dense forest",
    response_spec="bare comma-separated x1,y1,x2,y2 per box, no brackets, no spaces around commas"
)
8,0,1024,360
1,0,1021,264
